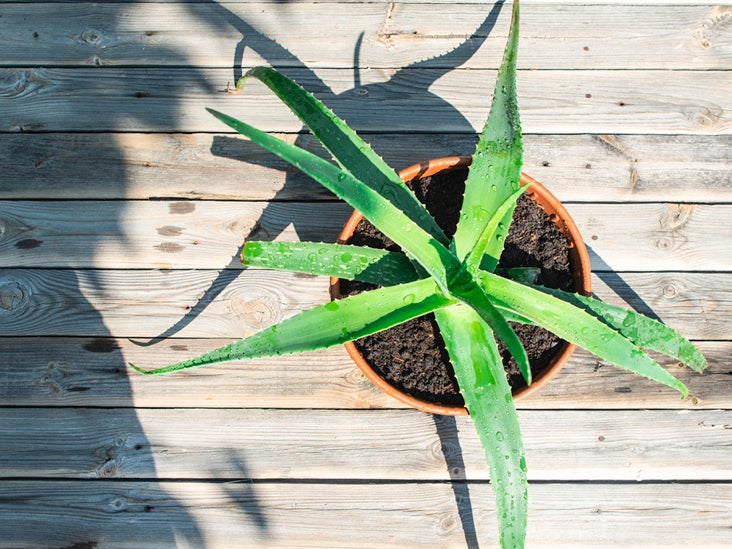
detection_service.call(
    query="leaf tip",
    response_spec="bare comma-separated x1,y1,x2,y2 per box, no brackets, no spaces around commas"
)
129,363,153,376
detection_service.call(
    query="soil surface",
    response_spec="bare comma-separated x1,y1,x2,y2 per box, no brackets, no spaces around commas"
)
339,168,573,407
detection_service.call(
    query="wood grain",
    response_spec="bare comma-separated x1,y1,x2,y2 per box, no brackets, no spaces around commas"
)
1,407,729,481
0,338,726,409
0,481,729,548
1,133,729,202
1,68,729,134
2,1,729,548
1,4,727,70
0,270,728,339
0,0,722,6
1,201,730,270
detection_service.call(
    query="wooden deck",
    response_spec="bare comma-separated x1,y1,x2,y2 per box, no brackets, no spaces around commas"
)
1,0,730,547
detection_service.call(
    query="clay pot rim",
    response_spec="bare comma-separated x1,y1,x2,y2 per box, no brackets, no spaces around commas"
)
329,156,592,416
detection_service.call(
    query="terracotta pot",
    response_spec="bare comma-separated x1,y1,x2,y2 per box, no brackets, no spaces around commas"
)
330,156,592,416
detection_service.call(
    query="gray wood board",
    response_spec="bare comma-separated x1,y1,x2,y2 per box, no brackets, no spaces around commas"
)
0,481,729,548
1,4,728,69
1,201,730,270
2,68,729,134
1,133,730,202
0,270,727,339
0,339,726,409
1,408,730,480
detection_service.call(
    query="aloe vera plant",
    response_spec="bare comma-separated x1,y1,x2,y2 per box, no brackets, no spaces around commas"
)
131,1,706,546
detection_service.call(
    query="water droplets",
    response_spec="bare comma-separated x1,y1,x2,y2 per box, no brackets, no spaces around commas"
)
496,431,505,442
402,293,415,305
472,206,490,222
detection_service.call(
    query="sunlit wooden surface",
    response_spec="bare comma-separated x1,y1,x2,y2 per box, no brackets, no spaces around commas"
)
1,1,730,547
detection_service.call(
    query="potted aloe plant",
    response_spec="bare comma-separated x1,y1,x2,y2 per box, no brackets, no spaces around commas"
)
132,1,706,546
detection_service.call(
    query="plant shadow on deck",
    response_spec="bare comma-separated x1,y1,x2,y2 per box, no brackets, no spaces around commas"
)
132,0,506,546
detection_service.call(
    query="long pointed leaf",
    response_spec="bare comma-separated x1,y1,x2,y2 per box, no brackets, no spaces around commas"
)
243,241,419,286
208,107,459,292
243,241,537,324
240,66,448,246
435,305,528,549
452,0,523,272
131,278,452,375
481,272,690,397
523,284,707,373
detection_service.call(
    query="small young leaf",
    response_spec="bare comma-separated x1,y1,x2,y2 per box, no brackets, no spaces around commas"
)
131,278,452,375
463,183,528,274
502,267,541,285
435,305,528,549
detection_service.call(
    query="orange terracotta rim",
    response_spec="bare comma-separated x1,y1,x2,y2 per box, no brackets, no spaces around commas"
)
330,156,592,416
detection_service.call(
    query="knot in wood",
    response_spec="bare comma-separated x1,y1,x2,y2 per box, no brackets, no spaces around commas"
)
0,69,46,100
655,237,673,251
0,280,30,312
98,459,120,478
108,497,128,512
231,292,281,331
436,512,459,535
80,29,103,45
684,105,722,131
663,283,679,298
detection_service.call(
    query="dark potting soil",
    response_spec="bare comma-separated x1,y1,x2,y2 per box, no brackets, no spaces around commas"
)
339,168,573,407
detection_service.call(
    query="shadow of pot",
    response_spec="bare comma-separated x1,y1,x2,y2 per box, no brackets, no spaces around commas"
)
330,156,592,416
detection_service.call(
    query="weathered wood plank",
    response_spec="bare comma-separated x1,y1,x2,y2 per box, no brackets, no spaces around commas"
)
0,270,727,339
1,201,730,271
2,133,729,203
1,407,729,481
0,481,729,548
1,68,729,134
0,199,351,270
0,338,726,409
0,0,721,6
2,4,728,70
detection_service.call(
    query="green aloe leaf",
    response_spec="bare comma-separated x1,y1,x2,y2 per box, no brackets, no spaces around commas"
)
207,107,458,292
463,183,528,274
131,278,452,375
502,267,541,286
454,277,532,386
243,241,536,324
435,305,527,549
240,66,449,246
524,284,707,373
481,272,690,397
243,241,419,286
452,0,523,272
